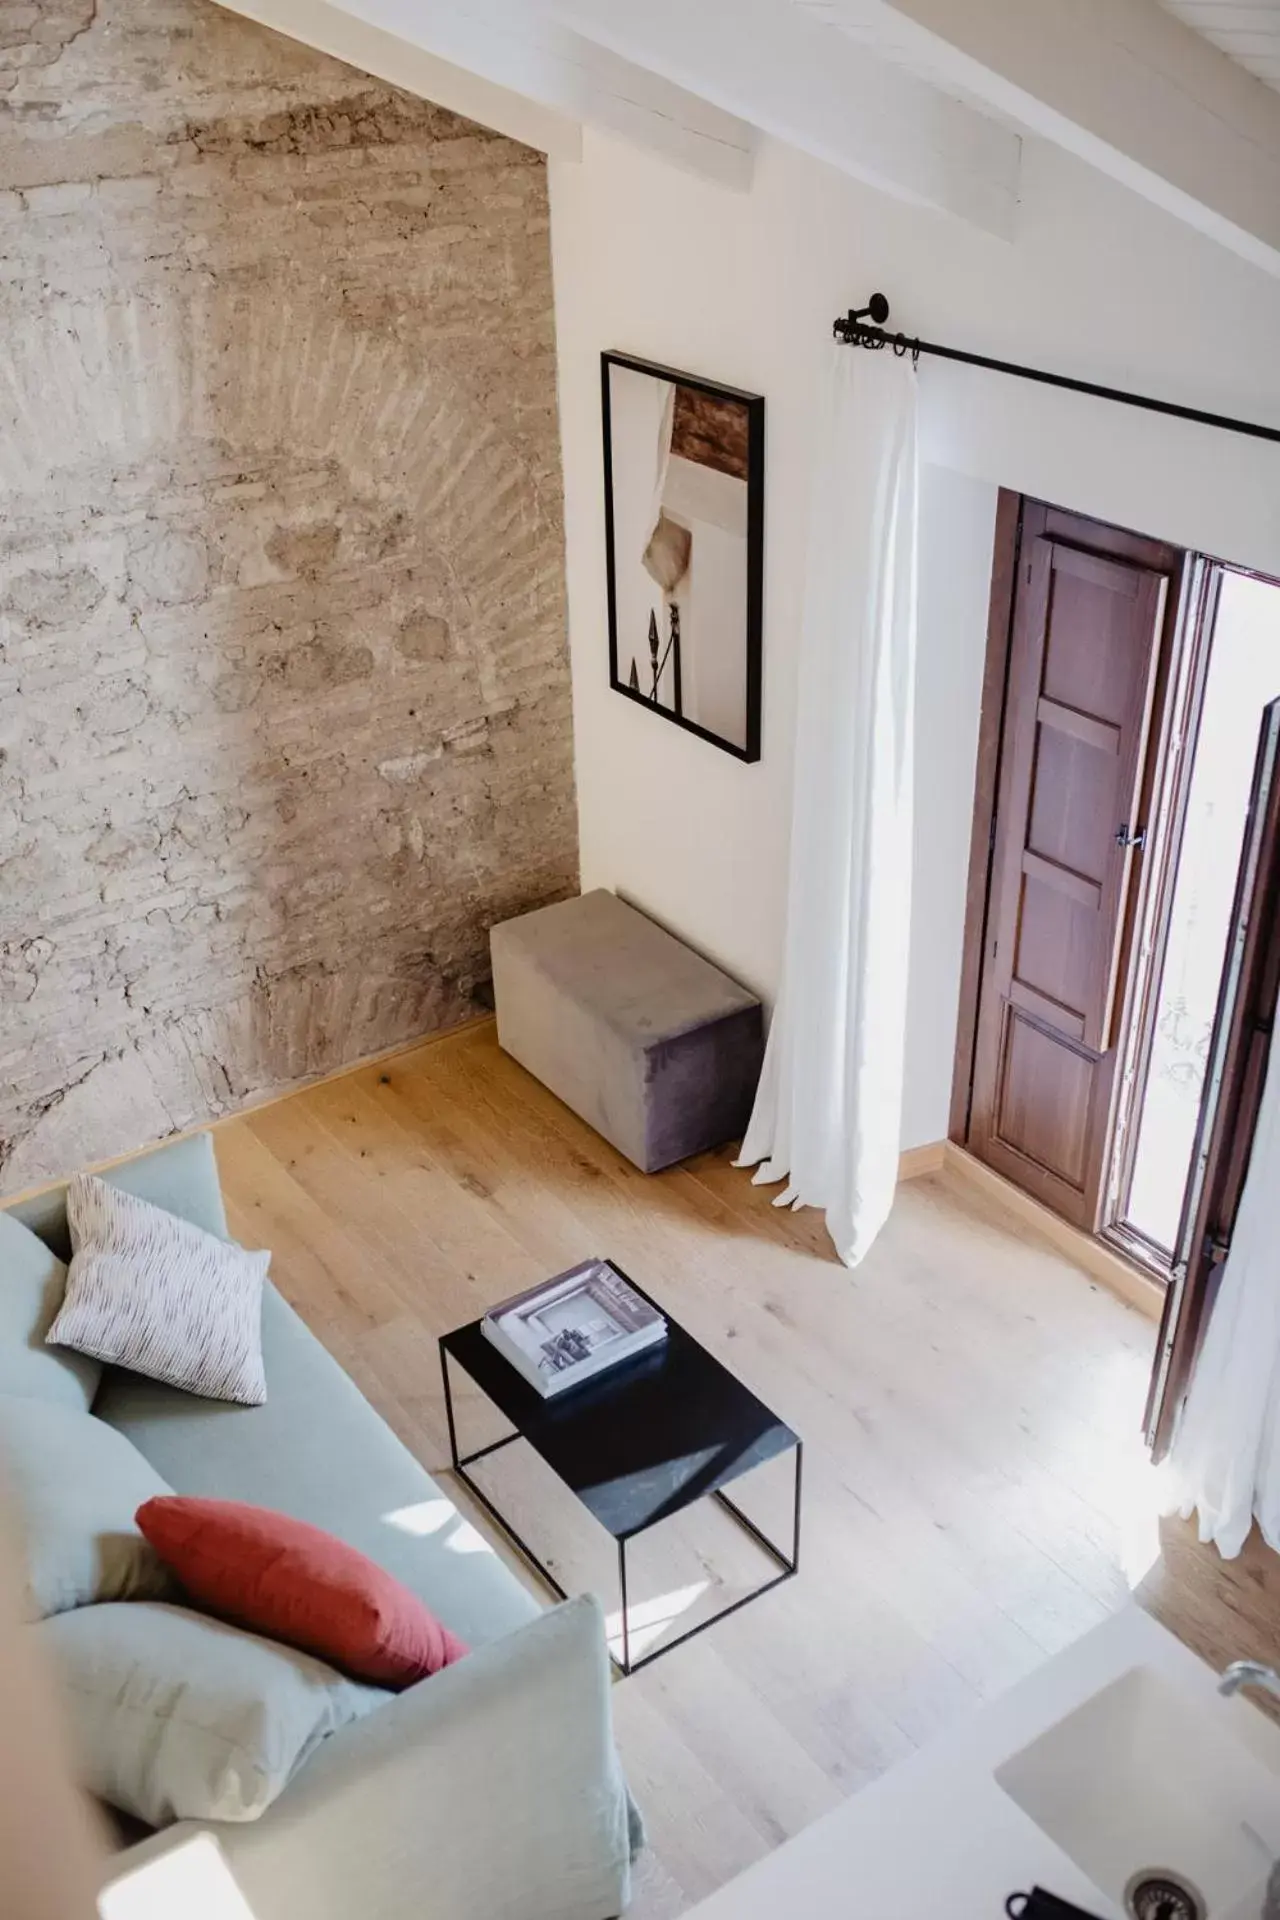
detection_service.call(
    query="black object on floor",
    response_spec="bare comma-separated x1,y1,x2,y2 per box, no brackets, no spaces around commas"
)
1006,1891,1107,1920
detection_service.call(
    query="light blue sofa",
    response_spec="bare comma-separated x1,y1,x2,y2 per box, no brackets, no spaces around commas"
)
5,1132,638,1920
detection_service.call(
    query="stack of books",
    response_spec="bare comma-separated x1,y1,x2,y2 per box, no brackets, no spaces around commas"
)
481,1259,667,1397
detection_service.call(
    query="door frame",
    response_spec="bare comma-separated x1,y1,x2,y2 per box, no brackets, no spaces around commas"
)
1146,694,1280,1454
1101,559,1220,1271
949,489,1021,1144
949,494,1189,1224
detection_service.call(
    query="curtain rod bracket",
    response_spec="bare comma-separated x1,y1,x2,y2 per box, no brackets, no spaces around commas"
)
840,293,890,331
833,295,921,368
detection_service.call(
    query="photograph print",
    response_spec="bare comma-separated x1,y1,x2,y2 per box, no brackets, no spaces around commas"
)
602,353,763,761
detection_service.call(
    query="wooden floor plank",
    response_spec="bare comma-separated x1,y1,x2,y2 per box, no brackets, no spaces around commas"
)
209,1019,1280,1915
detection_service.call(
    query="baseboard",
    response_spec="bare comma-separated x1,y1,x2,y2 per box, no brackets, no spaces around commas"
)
898,1141,947,1181
941,1143,1164,1322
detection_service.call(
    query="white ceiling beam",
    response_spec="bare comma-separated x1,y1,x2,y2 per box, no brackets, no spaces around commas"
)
215,0,583,158
220,0,1022,233
800,0,1280,276
553,0,1022,237
220,0,757,189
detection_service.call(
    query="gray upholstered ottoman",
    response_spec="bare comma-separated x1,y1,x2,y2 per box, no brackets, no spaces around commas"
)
490,890,764,1173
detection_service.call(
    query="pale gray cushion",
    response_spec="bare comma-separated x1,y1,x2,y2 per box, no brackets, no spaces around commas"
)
0,1209,101,1412
43,1602,386,1826
7,1132,230,1268
50,1176,268,1406
95,1286,540,1651
0,1398,173,1617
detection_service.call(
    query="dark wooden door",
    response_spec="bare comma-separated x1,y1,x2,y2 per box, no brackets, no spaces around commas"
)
1146,697,1280,1457
969,506,1169,1229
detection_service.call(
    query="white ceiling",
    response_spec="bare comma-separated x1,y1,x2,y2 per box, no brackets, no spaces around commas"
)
1159,0,1280,91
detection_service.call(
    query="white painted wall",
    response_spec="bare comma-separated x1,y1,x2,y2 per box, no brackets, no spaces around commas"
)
549,126,1280,1151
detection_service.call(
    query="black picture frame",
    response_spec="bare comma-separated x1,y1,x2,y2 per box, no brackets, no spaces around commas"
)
601,351,764,764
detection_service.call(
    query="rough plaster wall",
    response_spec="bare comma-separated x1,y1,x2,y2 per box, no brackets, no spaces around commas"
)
0,0,577,1192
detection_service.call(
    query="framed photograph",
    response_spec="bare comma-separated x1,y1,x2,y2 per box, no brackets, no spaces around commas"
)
601,352,763,762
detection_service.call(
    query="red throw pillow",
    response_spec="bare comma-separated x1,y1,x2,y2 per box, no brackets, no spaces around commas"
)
136,1496,468,1689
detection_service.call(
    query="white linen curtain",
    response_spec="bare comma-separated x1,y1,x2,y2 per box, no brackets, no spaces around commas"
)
1161,1038,1280,1556
737,346,919,1267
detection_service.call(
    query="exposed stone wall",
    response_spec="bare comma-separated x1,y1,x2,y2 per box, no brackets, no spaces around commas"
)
0,0,576,1191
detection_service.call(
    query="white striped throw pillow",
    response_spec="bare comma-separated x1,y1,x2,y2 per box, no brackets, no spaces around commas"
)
49,1176,269,1406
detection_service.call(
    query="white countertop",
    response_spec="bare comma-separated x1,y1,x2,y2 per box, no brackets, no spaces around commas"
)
685,1606,1280,1920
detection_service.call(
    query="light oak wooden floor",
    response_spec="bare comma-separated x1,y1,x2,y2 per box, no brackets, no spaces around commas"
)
213,1020,1280,1918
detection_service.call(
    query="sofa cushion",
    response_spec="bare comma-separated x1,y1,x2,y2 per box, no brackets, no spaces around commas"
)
6,1132,230,1267
138,1496,469,1687
50,1176,268,1406
95,1284,540,1650
0,1398,175,1617
42,1601,386,1826
0,1209,101,1412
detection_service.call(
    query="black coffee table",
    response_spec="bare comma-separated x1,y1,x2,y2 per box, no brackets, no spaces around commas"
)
438,1269,802,1675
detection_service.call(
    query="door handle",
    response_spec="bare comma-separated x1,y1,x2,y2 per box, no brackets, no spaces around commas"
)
1115,823,1147,850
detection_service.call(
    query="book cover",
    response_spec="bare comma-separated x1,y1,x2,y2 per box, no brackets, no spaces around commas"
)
483,1260,665,1393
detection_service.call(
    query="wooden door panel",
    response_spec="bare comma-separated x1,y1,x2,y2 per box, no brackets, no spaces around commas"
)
1041,548,1147,718
1019,851,1101,912
1013,878,1096,1032
995,1011,1094,1187
970,509,1170,1229
1009,979,1087,1044
1034,697,1122,757
1029,726,1119,882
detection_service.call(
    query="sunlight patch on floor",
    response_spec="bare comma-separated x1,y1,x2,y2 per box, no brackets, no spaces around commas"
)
605,1580,709,1661
1118,1452,1166,1588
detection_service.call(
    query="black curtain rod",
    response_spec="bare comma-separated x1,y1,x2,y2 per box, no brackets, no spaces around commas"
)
834,293,1280,450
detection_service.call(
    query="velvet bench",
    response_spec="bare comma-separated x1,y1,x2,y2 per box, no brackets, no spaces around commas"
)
490,890,764,1172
